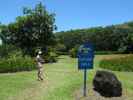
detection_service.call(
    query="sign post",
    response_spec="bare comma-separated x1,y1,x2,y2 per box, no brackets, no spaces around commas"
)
84,69,87,96
78,42,94,97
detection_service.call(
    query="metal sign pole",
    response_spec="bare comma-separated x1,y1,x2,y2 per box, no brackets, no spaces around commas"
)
83,69,87,97
78,42,94,97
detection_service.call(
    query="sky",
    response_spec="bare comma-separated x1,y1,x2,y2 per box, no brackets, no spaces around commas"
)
0,0,133,31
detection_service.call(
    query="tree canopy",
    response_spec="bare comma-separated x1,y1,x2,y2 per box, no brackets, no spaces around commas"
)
7,2,56,56
56,22,133,53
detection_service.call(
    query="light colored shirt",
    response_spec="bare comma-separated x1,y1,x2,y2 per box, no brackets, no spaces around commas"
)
36,55,43,68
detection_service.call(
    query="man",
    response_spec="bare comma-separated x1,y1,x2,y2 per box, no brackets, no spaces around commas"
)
36,51,45,81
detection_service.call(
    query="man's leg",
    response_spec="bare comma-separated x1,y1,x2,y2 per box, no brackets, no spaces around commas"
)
38,68,43,80
37,69,41,81
39,68,44,80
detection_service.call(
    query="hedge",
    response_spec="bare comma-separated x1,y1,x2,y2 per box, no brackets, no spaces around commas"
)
0,56,36,73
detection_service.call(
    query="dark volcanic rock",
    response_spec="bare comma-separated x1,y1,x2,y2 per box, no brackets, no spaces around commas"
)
93,70,122,97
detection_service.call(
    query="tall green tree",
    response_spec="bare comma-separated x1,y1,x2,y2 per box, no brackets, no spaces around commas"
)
8,2,57,56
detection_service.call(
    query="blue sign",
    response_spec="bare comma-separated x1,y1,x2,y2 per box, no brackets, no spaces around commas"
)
78,43,94,69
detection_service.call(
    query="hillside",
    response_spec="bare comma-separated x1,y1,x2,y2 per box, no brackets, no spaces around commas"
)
55,21,133,53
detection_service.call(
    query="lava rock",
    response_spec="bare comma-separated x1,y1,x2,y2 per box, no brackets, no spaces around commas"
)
93,70,122,97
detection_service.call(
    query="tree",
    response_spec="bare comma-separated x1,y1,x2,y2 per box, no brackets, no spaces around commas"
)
8,2,57,56
55,22,133,53
0,24,9,44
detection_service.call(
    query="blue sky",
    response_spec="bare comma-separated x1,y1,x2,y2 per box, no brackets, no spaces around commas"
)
0,0,133,31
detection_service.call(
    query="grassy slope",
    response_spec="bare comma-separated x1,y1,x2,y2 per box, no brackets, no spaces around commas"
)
0,55,133,100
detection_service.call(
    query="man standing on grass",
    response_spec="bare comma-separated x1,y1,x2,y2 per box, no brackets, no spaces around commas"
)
36,51,45,81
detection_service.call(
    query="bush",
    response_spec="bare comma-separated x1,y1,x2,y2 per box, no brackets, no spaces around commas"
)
35,46,58,63
99,55,133,71
55,43,68,55
69,45,79,58
0,51,36,73
69,48,77,58
0,44,19,58
55,43,67,52
43,52,57,63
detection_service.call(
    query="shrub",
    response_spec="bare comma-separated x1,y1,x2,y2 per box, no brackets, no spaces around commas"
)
99,55,133,71
55,43,68,55
0,51,36,73
43,52,57,63
69,45,79,58
69,48,77,58
0,44,19,58
55,43,67,53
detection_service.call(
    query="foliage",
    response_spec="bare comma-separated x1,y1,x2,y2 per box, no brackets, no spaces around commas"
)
56,22,133,53
0,44,19,58
7,2,56,56
69,45,79,58
56,31,83,51
43,47,58,63
99,55,133,71
0,51,36,73
0,33,4,44
0,24,9,44
55,43,68,55
55,43,67,52
43,52,57,63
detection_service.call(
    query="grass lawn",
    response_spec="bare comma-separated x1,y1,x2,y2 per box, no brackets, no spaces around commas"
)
0,55,133,100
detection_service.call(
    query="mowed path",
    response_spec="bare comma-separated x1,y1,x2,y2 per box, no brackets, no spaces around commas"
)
0,55,133,100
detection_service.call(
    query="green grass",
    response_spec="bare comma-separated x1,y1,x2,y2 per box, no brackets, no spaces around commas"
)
0,72,38,100
99,54,133,71
0,55,133,100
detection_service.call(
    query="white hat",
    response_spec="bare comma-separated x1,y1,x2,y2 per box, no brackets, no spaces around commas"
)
38,51,42,54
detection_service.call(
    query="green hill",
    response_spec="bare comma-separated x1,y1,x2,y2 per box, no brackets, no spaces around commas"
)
56,21,133,53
